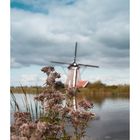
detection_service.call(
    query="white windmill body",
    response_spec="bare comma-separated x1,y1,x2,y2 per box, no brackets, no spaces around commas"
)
66,66,80,88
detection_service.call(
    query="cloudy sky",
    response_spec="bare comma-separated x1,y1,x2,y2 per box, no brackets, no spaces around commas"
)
10,0,129,86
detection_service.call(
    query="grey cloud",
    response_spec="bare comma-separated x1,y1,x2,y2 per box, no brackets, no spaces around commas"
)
11,0,129,70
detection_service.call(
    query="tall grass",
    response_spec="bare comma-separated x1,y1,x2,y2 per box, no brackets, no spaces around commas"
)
10,86,43,121
11,90,20,112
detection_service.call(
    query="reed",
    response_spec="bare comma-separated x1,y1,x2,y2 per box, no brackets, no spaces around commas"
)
10,85,43,121
10,90,20,111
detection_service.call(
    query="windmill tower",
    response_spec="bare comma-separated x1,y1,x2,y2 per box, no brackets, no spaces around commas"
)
51,42,99,110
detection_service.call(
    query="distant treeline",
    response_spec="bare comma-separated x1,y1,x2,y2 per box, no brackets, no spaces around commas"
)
85,80,129,94
78,81,129,104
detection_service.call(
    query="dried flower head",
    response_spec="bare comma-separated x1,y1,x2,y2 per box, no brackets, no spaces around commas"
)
78,100,94,110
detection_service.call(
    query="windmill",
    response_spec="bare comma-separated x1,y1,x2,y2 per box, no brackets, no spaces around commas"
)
51,42,99,110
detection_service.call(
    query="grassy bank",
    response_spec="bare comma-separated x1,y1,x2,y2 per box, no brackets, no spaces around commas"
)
10,86,45,94
76,81,129,104
10,81,129,99
80,81,129,96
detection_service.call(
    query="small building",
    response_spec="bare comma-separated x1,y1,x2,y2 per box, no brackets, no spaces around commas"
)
76,80,88,88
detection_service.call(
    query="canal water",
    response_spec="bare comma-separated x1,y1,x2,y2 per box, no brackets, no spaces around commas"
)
86,99,129,140
11,94,129,140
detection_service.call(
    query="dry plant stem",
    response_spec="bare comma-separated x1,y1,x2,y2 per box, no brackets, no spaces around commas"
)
11,66,95,140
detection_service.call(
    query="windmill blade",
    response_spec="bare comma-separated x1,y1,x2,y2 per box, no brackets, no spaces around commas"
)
78,63,99,68
51,61,71,65
74,42,78,63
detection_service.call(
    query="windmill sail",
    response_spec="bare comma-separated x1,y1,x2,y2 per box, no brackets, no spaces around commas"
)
78,63,99,68
51,42,99,88
74,42,77,63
